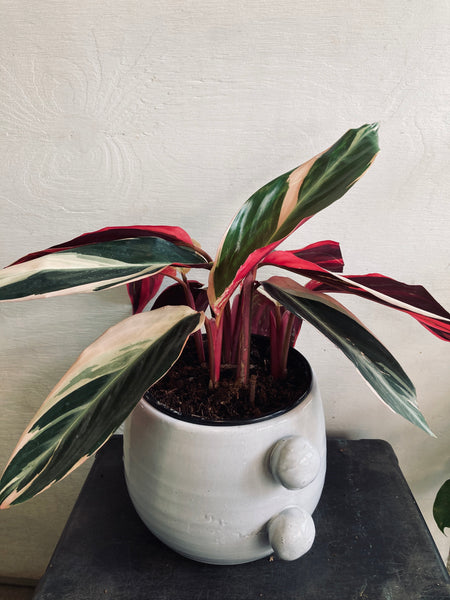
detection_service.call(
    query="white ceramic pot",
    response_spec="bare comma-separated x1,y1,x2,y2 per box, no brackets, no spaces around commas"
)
123,354,326,565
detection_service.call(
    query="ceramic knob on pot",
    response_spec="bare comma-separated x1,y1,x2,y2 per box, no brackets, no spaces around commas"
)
267,506,315,561
269,436,321,490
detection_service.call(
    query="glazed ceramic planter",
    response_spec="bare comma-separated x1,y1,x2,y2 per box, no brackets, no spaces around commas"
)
123,351,326,565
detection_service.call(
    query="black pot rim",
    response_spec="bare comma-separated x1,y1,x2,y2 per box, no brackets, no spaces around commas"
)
145,348,313,427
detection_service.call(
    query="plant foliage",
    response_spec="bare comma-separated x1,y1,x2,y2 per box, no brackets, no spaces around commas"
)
1,124,449,507
433,479,450,534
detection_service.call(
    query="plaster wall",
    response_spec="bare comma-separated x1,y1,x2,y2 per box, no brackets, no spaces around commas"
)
0,0,449,578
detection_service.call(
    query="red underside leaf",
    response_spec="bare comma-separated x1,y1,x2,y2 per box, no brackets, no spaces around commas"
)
152,280,209,312
9,226,196,266
262,251,450,342
289,240,344,273
127,272,168,314
307,275,450,341
211,239,343,315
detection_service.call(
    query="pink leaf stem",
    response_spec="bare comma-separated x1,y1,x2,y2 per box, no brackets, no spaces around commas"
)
235,269,257,386
269,309,282,379
205,317,224,388
279,311,296,378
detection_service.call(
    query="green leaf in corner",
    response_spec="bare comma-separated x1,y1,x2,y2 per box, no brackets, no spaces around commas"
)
433,479,450,533
261,277,433,435
0,305,204,508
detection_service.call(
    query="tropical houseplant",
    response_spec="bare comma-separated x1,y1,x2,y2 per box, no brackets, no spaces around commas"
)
0,123,449,562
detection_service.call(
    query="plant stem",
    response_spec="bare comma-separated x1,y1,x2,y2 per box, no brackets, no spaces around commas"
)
279,312,295,378
236,268,256,386
222,302,233,364
205,318,216,388
194,247,214,264
230,293,242,365
214,315,224,384
180,273,205,363
269,309,281,380
205,316,223,388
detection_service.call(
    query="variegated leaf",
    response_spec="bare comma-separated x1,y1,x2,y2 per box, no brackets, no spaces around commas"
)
261,277,433,435
209,124,379,313
0,306,204,507
8,225,198,266
262,251,450,341
0,236,208,301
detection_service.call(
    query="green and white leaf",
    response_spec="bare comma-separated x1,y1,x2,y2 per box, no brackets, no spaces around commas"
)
211,123,379,305
0,306,204,508
261,277,433,435
0,237,208,301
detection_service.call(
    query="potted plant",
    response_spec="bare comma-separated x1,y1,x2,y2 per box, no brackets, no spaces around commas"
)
0,123,449,564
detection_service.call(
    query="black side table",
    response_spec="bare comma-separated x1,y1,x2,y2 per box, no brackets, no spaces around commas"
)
32,437,450,599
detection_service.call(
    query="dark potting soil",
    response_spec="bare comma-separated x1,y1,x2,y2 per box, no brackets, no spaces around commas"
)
144,337,311,423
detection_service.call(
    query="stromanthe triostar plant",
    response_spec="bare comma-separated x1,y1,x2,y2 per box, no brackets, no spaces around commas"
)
1,123,450,508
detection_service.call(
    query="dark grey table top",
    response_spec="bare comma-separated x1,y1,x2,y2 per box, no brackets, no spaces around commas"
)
33,437,450,599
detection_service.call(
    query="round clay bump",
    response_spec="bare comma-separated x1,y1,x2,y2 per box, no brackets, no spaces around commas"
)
268,506,315,561
270,436,321,490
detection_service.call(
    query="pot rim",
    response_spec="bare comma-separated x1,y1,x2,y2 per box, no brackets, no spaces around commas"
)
143,350,313,428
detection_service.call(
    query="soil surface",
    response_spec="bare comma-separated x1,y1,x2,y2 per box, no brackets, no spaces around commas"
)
145,337,311,423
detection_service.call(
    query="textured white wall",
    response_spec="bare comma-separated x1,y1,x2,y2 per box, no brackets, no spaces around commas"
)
0,0,449,578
